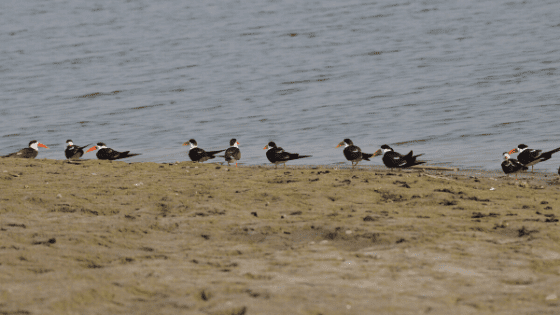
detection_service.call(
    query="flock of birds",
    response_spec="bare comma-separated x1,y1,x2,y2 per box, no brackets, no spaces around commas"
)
2,139,560,176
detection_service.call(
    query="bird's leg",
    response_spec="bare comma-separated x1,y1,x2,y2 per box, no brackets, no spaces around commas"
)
235,162,237,167
531,165,534,172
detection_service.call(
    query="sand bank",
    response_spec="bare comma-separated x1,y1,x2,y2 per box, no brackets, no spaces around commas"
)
1,158,559,314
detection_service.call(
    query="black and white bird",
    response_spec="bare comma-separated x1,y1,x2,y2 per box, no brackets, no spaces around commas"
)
379,144,425,169
263,142,311,169
65,140,91,160
86,142,140,160
501,152,528,179
2,140,49,159
224,138,241,167
508,144,560,172
182,139,224,163
336,139,381,169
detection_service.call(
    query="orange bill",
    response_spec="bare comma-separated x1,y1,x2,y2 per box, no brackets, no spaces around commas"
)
38,143,49,149
86,146,97,153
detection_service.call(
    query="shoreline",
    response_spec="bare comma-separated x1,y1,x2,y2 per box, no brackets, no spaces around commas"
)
7,157,560,186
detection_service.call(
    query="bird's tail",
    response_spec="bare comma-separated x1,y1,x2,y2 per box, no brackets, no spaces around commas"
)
405,151,425,162
207,149,226,156
544,146,560,156
362,153,374,161
402,160,426,168
290,154,312,160
537,146,560,161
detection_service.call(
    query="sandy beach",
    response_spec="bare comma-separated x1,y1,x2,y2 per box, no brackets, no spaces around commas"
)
1,158,560,314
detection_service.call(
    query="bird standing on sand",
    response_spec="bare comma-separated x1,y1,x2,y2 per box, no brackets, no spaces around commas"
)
86,142,140,160
263,142,311,169
65,140,91,160
501,152,528,179
379,144,425,169
508,144,560,172
224,138,241,167
336,139,381,169
2,140,49,159
182,139,225,163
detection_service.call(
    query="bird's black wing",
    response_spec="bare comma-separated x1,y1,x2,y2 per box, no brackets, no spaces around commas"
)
343,145,362,161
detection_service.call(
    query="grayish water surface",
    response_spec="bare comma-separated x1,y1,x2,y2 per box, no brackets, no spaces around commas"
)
2,0,560,171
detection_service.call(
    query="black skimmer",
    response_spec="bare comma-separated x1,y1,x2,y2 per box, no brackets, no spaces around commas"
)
379,144,425,169
65,140,91,160
2,140,49,159
85,142,140,160
336,139,381,169
224,138,241,167
263,142,311,169
508,144,560,172
182,139,225,163
501,152,527,179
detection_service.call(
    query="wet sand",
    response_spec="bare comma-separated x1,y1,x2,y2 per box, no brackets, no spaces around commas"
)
1,158,560,314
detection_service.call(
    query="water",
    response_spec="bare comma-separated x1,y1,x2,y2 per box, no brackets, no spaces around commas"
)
2,0,560,172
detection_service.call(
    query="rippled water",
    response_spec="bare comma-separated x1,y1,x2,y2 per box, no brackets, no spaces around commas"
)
2,0,560,172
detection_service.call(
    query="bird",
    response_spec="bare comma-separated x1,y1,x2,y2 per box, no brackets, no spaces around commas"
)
263,142,311,169
508,144,560,172
336,139,381,169
379,144,425,169
501,152,528,179
223,138,241,167
65,140,91,160
2,140,49,159
85,142,140,160
182,139,225,163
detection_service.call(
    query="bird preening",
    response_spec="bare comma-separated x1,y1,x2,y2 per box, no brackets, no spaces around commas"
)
65,140,91,160
501,152,528,179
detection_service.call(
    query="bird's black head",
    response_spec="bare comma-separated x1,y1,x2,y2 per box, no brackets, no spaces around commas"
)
380,144,393,151
343,139,353,145
29,140,38,146
518,144,528,149
66,139,73,143
268,142,277,148
189,139,197,146
97,142,106,147
230,138,238,146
